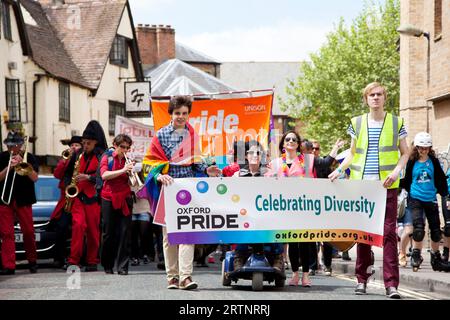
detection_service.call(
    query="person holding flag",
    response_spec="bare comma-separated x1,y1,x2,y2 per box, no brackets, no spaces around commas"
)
139,96,221,290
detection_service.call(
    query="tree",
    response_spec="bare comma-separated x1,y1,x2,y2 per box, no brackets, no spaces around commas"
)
280,0,400,152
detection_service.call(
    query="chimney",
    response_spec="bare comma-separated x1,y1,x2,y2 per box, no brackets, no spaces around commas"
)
136,24,175,68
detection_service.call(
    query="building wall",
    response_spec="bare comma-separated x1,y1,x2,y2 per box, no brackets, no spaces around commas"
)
0,1,27,150
188,63,219,78
400,0,450,152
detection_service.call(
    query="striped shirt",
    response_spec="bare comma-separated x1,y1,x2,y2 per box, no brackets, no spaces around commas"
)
347,117,407,180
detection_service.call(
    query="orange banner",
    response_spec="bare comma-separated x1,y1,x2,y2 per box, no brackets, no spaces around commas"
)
152,95,273,164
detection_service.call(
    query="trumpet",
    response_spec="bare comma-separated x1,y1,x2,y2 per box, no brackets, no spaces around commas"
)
62,148,72,160
15,136,33,176
123,153,144,188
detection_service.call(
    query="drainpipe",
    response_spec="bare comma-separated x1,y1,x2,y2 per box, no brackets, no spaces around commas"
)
32,74,45,154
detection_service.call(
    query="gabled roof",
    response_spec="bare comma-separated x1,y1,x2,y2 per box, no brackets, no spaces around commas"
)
20,0,142,90
146,59,235,97
176,42,220,65
20,0,87,87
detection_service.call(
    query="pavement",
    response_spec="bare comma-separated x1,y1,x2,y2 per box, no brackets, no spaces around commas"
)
330,245,450,299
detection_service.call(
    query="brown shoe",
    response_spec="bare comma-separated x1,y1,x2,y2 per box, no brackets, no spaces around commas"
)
167,278,179,289
179,277,198,290
272,254,284,271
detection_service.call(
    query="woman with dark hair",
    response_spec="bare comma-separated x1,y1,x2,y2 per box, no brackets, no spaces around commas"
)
265,130,343,287
100,134,135,275
232,140,284,272
400,132,450,272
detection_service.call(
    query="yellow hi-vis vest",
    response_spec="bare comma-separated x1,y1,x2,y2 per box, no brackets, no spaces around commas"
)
350,113,402,189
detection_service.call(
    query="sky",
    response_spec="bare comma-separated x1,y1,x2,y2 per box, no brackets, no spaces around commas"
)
128,0,374,62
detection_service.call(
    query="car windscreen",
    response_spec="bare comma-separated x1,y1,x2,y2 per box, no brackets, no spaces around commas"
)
35,177,60,201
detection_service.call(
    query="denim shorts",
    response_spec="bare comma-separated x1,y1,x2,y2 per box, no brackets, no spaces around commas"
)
132,213,151,222
399,207,413,226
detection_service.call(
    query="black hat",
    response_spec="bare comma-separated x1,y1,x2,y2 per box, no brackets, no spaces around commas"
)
82,120,107,151
69,135,82,145
3,131,24,146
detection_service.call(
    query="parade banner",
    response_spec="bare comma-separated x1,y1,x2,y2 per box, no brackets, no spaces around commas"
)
151,95,273,166
156,178,387,247
115,115,154,160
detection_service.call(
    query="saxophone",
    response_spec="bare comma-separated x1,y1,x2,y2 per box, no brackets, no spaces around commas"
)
64,153,82,212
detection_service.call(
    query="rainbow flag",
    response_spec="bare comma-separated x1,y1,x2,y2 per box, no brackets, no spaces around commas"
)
137,123,202,215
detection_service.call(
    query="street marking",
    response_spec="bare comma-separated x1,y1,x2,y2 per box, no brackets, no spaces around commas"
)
334,274,434,300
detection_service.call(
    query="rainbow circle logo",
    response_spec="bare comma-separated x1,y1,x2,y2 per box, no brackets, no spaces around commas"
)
176,190,192,206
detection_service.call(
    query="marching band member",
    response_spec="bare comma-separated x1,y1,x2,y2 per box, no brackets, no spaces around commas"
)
50,136,82,268
0,132,39,275
66,121,107,271
99,134,135,275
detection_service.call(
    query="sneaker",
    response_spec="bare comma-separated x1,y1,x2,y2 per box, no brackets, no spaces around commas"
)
355,282,367,295
324,267,332,276
142,255,150,264
386,287,401,299
398,253,407,267
167,278,179,289
118,269,128,275
289,272,299,286
284,261,290,270
179,277,198,290
308,269,316,276
301,273,311,287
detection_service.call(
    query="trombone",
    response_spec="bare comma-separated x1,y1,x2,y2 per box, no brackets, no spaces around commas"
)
1,136,32,205
1,152,17,205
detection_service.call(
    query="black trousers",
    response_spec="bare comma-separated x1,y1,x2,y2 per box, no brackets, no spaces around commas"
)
288,242,310,273
53,212,72,263
131,220,150,259
101,200,132,271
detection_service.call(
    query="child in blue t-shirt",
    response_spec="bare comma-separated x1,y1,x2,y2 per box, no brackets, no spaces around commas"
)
400,132,449,272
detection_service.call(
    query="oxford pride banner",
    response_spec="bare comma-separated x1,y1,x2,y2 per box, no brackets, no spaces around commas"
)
151,95,273,166
156,178,387,247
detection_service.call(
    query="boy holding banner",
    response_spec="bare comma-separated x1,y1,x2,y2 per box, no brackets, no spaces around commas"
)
329,82,409,299
141,96,221,290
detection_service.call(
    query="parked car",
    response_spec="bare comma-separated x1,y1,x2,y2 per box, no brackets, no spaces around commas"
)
14,175,61,261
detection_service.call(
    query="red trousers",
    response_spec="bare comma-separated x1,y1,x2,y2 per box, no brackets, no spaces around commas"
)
0,202,37,269
68,198,101,265
356,188,399,288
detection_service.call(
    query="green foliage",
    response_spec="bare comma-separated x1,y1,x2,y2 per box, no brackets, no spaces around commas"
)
280,0,400,153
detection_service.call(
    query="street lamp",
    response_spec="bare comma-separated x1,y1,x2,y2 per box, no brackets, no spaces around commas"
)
397,24,431,133
397,24,430,40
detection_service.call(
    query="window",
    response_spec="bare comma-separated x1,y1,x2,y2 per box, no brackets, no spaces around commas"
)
435,0,442,39
2,1,12,41
109,101,125,135
59,82,70,122
5,79,20,122
109,35,128,67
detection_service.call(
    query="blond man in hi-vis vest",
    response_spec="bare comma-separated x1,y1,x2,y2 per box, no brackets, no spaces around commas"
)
329,82,409,299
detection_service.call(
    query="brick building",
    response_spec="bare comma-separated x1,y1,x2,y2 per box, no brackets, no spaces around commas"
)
399,0,450,155
136,24,220,77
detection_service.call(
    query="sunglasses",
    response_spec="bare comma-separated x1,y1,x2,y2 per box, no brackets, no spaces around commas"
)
285,137,298,143
313,147,320,151
119,145,131,150
247,150,261,156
